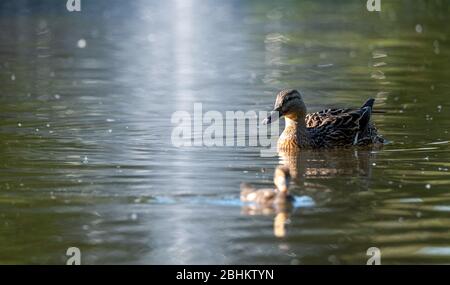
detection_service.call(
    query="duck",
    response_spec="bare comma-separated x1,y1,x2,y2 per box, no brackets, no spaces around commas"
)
240,166,294,208
263,89,385,150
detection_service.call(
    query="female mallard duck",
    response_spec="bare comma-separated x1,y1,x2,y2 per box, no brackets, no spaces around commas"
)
263,89,384,150
240,166,294,207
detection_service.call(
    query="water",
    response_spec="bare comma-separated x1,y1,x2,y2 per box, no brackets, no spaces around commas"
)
0,0,449,264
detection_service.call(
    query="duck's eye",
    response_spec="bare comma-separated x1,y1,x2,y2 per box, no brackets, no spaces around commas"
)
283,96,295,105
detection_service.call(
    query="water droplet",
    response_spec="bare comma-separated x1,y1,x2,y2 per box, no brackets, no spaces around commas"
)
415,24,423,33
46,123,50,128
35,128,39,132
54,94,61,100
77,38,87,48
82,156,88,164
17,123,22,127
108,129,112,133
130,213,138,221
425,184,431,190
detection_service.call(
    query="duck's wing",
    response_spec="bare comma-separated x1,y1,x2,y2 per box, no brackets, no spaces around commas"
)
240,183,256,201
309,106,373,147
306,99,375,128
306,108,352,128
241,185,277,204
254,189,277,204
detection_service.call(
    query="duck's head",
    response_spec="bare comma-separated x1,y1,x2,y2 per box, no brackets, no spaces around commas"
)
274,165,291,193
263,89,307,124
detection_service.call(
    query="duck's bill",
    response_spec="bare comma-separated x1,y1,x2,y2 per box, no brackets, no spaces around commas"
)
262,110,281,125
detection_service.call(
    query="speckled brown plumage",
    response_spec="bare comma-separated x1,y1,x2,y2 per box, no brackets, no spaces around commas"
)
240,166,294,207
264,89,385,150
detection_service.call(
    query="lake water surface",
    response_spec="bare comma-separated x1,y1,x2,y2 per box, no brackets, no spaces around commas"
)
0,0,449,264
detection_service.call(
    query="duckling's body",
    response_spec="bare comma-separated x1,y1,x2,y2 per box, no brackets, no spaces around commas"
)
264,89,384,150
240,166,294,207
240,184,294,206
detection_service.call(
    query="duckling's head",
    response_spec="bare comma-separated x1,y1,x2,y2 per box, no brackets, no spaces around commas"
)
274,165,291,193
263,89,307,124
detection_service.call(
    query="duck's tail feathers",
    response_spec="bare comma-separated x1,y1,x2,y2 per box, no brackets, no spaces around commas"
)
357,106,372,140
361,98,375,109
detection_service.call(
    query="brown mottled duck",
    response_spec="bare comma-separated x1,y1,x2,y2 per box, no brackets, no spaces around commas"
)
263,89,385,150
240,166,294,207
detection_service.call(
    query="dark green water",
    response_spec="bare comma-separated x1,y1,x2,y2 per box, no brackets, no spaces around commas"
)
0,0,449,264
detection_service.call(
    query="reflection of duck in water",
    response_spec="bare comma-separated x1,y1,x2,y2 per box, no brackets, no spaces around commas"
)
240,166,294,238
263,89,384,150
278,148,376,182
273,212,289,238
240,208,290,238
240,166,294,210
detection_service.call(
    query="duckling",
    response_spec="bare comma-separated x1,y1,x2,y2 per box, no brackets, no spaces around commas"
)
263,89,385,150
240,166,294,208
